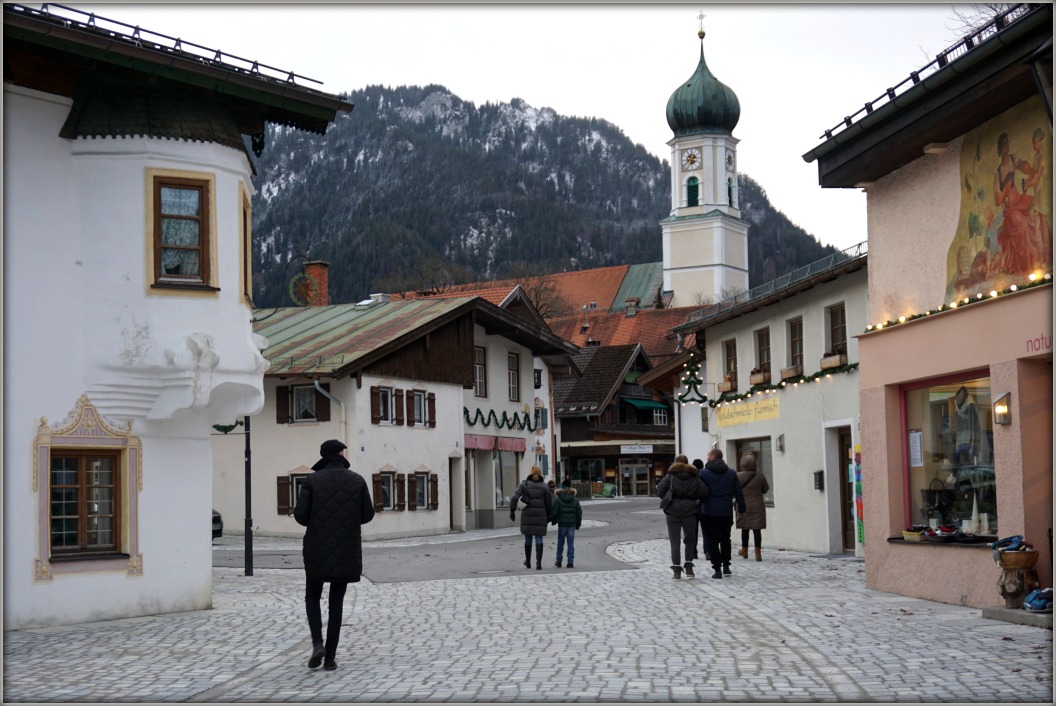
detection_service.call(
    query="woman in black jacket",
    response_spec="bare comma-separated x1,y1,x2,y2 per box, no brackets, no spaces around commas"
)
510,466,554,570
656,455,709,579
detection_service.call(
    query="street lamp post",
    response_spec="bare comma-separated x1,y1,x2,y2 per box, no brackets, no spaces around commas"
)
243,414,253,576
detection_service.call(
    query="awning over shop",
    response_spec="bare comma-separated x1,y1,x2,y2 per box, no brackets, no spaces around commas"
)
623,398,669,410
464,434,495,450
497,436,526,453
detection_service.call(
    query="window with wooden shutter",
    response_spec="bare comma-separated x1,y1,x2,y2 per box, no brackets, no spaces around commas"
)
372,474,385,512
427,393,436,428
395,474,406,511
408,474,417,511
370,386,381,424
407,391,417,426
276,386,290,424
394,389,405,426
428,473,439,510
277,476,291,515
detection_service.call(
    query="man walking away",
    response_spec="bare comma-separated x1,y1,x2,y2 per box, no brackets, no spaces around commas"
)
294,439,375,671
698,448,746,579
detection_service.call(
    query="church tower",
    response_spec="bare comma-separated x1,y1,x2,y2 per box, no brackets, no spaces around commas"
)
661,24,749,308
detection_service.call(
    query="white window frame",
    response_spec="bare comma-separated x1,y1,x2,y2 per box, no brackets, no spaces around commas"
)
378,386,395,425
412,389,428,427
291,385,317,422
379,473,396,511
508,352,521,402
473,346,487,398
653,408,669,426
415,472,429,509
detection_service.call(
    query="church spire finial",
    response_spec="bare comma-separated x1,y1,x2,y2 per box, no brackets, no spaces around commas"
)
697,10,706,40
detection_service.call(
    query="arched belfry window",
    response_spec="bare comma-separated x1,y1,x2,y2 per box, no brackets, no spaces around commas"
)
687,177,700,207
727,177,735,207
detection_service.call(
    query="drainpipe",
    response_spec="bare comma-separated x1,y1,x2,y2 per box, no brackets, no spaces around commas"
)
315,380,347,445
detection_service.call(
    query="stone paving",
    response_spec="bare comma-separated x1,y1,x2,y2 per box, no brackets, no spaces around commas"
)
3,530,1053,703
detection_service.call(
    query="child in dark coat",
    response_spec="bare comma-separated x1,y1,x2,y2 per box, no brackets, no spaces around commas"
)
549,486,583,568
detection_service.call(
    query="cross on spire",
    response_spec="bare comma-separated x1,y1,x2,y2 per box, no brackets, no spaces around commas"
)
697,10,706,39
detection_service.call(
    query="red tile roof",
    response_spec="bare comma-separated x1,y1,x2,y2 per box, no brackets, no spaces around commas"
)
548,307,699,364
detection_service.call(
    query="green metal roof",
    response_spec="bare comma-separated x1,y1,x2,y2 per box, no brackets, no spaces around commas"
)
608,262,663,313
623,398,669,410
255,298,475,377
666,39,740,137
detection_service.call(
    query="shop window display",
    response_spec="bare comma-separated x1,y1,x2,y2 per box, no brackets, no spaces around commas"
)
904,376,997,539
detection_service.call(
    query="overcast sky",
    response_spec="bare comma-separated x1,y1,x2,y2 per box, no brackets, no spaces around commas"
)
72,2,970,252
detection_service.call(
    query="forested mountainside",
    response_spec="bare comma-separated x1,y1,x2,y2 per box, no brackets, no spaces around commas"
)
249,84,836,307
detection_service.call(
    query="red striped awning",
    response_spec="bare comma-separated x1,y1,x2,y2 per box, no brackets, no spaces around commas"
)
497,436,526,453
464,434,495,450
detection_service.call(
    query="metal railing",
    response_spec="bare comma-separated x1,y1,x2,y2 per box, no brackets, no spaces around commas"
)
680,241,868,329
8,3,326,90
817,3,1039,141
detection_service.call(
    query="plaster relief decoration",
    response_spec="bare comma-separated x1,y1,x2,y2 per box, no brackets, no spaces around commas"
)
33,394,143,580
946,96,1052,301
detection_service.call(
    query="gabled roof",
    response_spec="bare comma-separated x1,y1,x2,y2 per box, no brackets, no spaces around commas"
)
547,306,698,364
553,343,653,416
255,296,575,378
3,3,353,140
393,284,548,329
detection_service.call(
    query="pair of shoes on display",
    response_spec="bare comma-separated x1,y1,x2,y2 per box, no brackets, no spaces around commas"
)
1024,587,1053,613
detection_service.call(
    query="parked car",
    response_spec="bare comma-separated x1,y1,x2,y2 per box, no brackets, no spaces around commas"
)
212,509,223,539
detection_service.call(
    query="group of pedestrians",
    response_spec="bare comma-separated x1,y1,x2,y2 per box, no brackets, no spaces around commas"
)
509,467,583,569
291,438,766,673
659,448,769,580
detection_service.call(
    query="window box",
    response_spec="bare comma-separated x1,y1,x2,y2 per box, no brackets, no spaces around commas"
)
780,364,802,380
717,379,736,393
820,353,847,370
749,371,770,385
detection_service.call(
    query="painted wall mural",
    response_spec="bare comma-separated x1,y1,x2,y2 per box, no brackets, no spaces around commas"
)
946,96,1052,301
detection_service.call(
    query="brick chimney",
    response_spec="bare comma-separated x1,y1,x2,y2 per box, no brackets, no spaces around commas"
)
304,260,330,306
625,296,640,317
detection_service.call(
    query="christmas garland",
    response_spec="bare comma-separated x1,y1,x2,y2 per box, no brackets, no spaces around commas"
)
463,407,536,431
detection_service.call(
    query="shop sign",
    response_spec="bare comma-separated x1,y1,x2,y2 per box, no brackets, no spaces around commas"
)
621,444,653,454
716,397,780,428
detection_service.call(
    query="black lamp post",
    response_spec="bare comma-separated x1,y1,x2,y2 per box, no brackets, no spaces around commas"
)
212,417,254,576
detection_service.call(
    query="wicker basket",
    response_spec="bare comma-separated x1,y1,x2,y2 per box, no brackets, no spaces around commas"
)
902,530,925,543
997,550,1038,570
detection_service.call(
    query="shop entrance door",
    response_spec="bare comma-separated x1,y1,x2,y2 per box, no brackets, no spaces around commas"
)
620,460,650,496
837,426,856,552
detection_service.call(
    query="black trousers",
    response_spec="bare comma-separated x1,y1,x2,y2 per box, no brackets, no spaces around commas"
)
305,575,348,659
741,528,762,549
702,515,734,570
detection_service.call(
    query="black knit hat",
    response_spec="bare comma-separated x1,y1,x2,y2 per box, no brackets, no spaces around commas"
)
319,439,347,457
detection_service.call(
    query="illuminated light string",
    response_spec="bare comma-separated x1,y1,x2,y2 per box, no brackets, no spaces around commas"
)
677,353,709,405
864,272,1050,332
707,362,859,408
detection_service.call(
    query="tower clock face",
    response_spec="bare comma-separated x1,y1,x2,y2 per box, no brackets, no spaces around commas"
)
725,149,736,171
681,147,702,170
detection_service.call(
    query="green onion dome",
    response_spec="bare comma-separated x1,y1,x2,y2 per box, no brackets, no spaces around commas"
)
665,30,740,136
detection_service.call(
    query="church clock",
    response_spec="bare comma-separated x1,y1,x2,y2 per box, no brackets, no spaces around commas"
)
725,149,736,171
681,147,702,170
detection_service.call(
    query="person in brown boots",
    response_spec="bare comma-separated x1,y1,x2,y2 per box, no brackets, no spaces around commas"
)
735,452,769,561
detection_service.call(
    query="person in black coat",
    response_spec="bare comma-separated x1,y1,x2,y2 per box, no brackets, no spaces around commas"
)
656,455,710,579
294,439,375,671
510,466,553,570
698,448,746,580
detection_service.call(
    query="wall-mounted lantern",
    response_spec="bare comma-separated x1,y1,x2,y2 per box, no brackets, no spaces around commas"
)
993,392,1012,425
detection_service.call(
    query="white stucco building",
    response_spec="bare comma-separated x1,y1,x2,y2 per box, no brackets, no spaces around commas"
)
3,4,350,628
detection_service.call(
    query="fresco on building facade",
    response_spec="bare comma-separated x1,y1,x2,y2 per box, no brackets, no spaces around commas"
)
946,96,1052,300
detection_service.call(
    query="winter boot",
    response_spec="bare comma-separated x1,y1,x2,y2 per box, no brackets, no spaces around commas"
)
711,568,722,579
738,547,748,559
671,565,683,580
723,563,732,576
523,545,532,569
535,544,544,570
755,547,762,562
683,562,695,579
555,557,562,568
